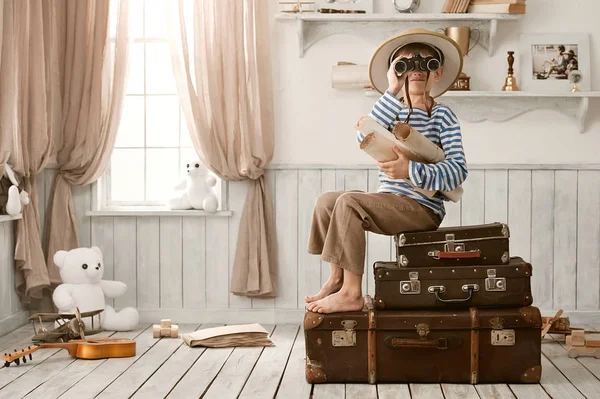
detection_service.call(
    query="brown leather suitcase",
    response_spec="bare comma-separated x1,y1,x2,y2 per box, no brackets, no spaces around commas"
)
373,256,533,310
394,222,510,268
304,297,541,384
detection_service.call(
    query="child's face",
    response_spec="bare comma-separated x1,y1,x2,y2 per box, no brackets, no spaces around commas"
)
395,52,444,98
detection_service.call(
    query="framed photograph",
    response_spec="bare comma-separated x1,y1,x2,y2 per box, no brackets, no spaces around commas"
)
519,33,591,92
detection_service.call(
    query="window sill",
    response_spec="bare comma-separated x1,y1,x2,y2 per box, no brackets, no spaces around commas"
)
85,207,232,217
0,214,22,223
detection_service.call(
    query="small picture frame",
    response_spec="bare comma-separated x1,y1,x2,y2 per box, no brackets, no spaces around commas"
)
519,33,591,92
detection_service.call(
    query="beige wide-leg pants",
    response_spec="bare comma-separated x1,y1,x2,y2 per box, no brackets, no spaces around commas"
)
307,191,442,275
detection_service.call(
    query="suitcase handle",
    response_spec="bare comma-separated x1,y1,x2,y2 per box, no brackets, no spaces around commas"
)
388,337,448,349
430,250,481,259
428,284,479,304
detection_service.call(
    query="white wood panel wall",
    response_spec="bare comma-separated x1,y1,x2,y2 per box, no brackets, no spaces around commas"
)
31,166,600,323
0,220,28,336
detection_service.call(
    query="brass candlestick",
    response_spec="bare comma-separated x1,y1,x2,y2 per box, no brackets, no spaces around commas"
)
502,51,520,91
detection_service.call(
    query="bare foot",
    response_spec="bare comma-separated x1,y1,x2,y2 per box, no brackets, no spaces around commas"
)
306,290,364,314
305,277,342,303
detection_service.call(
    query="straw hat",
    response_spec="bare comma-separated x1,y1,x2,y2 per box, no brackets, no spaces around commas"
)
368,28,463,98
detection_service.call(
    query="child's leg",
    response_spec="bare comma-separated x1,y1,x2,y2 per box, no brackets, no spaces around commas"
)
306,190,348,303
307,191,440,314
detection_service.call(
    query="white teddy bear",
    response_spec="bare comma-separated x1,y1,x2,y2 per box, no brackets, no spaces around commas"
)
53,246,139,332
166,160,219,212
0,163,30,216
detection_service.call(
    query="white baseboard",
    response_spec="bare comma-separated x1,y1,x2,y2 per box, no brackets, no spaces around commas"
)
137,308,306,325
136,308,600,326
0,311,29,337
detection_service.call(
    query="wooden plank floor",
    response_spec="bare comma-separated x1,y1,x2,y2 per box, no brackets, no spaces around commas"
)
1,323,600,398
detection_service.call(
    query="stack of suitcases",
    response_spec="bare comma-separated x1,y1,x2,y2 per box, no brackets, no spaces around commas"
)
304,222,542,384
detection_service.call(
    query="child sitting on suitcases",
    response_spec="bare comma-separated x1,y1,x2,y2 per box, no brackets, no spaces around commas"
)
305,28,468,314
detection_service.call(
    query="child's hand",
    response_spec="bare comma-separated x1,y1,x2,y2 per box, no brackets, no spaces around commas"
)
387,62,404,96
377,146,409,179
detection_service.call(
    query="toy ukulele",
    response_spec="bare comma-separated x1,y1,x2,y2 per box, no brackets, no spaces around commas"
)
2,337,136,367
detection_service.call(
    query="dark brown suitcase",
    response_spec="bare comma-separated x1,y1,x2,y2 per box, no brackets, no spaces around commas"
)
394,222,510,268
373,256,533,310
304,297,541,384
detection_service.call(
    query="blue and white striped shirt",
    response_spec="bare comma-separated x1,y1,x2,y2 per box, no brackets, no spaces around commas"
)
357,90,468,220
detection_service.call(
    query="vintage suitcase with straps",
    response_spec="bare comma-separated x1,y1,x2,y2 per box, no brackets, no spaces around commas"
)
394,222,510,268
373,256,533,310
304,296,541,384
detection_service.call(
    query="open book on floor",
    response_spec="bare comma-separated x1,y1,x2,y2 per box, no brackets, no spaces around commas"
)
181,323,274,348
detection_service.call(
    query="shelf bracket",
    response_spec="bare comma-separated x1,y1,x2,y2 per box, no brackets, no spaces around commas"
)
488,19,497,57
578,97,589,133
297,18,305,58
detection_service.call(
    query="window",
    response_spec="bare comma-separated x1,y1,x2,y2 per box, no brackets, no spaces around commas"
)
103,0,222,209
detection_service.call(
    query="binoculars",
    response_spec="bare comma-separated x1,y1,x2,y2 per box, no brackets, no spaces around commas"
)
392,52,441,76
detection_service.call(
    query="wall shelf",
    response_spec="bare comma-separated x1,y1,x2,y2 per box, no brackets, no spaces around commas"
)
363,90,600,133
0,214,22,223
275,12,523,58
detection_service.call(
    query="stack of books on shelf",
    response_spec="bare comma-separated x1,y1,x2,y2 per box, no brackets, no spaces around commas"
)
441,0,473,13
467,0,526,14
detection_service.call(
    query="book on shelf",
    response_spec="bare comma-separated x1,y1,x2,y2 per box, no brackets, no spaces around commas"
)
442,0,472,13
470,0,525,4
468,3,526,13
181,323,274,348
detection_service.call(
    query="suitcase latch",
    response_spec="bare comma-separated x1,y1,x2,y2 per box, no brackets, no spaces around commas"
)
491,329,516,346
332,320,357,347
444,233,465,252
400,272,420,295
428,234,467,259
485,269,506,292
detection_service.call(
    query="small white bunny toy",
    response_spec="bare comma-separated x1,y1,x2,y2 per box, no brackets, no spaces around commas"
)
0,163,30,216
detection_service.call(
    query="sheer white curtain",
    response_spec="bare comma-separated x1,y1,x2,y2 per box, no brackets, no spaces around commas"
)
166,0,278,297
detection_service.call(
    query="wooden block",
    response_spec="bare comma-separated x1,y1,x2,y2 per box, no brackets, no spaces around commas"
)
153,325,161,338
161,327,171,336
572,330,586,346
170,324,179,338
160,319,171,328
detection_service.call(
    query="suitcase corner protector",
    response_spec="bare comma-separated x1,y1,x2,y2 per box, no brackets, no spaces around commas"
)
519,306,542,326
500,223,510,237
520,365,541,383
304,311,325,330
306,360,327,383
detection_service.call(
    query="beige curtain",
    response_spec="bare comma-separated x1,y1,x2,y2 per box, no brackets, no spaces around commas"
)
167,0,278,297
43,0,130,278
1,0,61,304
0,1,8,166
0,0,10,166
